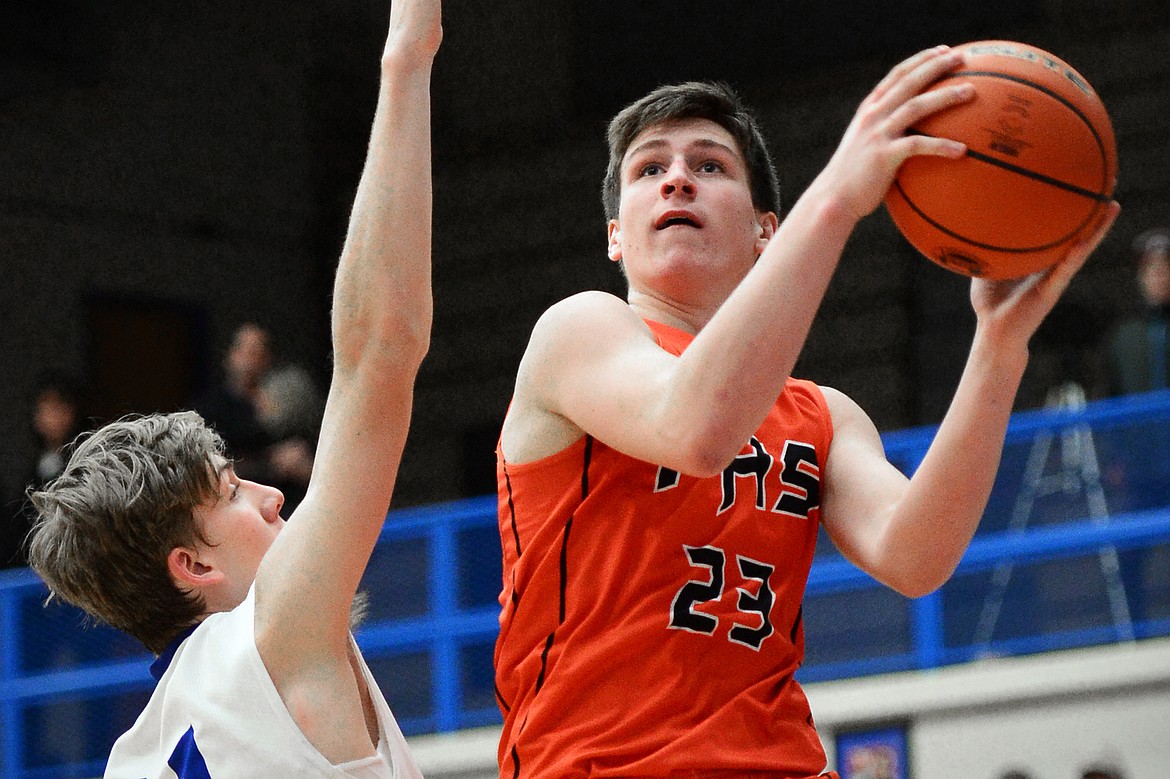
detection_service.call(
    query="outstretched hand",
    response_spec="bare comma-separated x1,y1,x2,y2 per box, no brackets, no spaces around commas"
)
971,201,1121,346
815,45,973,223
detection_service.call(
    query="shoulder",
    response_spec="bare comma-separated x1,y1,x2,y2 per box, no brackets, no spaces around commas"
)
817,384,862,418
817,384,881,448
503,292,662,464
519,291,657,375
528,291,644,342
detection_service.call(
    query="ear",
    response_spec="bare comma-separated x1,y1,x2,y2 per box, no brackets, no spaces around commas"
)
755,211,778,255
167,546,225,591
607,219,623,262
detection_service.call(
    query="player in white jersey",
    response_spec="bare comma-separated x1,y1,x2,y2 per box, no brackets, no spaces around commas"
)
26,0,441,775
106,586,419,778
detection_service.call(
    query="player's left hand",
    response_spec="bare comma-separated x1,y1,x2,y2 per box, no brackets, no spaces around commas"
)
971,201,1120,346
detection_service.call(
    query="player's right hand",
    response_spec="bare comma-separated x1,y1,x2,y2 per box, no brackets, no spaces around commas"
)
815,45,973,224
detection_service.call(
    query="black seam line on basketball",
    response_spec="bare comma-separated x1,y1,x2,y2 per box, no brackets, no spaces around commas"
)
892,178,1104,253
904,130,1109,203
495,681,512,712
503,462,521,557
964,147,1111,202
939,68,1112,189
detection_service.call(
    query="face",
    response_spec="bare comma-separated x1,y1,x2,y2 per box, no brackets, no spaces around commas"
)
1139,251,1170,306
607,118,775,308
34,390,78,447
188,461,285,608
227,324,272,386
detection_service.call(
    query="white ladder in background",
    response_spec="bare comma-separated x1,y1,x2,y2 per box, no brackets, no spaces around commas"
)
973,381,1135,650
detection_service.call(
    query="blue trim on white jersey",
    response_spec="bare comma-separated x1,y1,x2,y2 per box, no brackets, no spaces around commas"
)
151,625,198,681
167,726,212,779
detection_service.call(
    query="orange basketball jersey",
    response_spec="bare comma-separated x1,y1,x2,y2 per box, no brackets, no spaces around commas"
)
495,320,836,779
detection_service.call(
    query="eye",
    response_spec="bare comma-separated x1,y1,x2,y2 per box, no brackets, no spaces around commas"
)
697,160,724,174
229,479,241,501
638,162,665,178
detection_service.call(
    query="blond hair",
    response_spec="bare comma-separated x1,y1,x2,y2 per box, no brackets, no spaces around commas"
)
27,412,226,654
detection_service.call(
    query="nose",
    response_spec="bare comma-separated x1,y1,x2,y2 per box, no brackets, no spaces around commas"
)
261,486,286,523
660,159,696,199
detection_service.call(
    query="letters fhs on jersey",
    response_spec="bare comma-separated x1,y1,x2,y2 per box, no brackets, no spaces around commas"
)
655,436,821,519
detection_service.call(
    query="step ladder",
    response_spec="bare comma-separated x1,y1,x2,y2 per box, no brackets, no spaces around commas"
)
972,381,1135,649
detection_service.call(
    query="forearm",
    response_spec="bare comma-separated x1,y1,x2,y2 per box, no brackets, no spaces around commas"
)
881,326,1028,595
671,183,859,467
673,47,972,461
332,45,436,374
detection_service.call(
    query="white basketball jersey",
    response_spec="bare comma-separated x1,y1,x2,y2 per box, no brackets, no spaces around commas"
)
105,587,423,779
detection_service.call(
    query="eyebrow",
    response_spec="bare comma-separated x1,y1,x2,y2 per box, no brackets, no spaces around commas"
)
624,137,740,164
209,460,234,499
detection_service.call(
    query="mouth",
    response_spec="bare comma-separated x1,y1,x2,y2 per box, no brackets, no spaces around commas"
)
655,211,702,230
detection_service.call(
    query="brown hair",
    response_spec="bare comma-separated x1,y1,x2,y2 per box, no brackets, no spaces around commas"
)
27,412,226,654
602,81,781,222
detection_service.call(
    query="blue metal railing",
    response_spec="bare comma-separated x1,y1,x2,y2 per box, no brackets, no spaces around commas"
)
3,391,1170,778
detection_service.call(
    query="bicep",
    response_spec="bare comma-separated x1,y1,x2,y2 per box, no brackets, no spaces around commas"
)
819,386,911,579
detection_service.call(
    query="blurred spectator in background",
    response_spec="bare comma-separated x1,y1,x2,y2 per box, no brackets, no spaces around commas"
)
195,322,321,516
2,371,89,568
255,364,322,514
1103,227,1170,396
1081,764,1125,779
195,321,274,474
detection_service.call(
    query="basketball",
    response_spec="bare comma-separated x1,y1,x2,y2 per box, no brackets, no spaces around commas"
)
884,40,1117,280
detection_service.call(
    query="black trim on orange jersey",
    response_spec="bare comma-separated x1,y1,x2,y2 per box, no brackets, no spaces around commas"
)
559,518,574,624
515,436,594,776
535,631,555,692
790,603,804,644
503,461,522,558
581,435,593,499
495,681,511,713
561,436,591,622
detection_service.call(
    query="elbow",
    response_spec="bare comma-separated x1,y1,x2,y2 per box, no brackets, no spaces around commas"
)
379,311,432,372
894,579,942,600
682,450,736,480
335,304,432,376
394,308,432,367
669,428,744,479
883,565,954,600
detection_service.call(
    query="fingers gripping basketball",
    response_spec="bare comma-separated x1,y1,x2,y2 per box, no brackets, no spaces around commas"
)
885,40,1118,280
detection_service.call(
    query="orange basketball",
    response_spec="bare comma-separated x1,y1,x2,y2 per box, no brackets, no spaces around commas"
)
884,40,1117,280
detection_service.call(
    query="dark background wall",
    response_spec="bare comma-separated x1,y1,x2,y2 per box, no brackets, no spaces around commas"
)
2,0,1168,508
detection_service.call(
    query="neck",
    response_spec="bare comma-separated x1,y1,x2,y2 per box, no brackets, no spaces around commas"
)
627,290,714,335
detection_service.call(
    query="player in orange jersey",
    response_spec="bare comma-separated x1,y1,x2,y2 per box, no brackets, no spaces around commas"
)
494,47,1118,778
